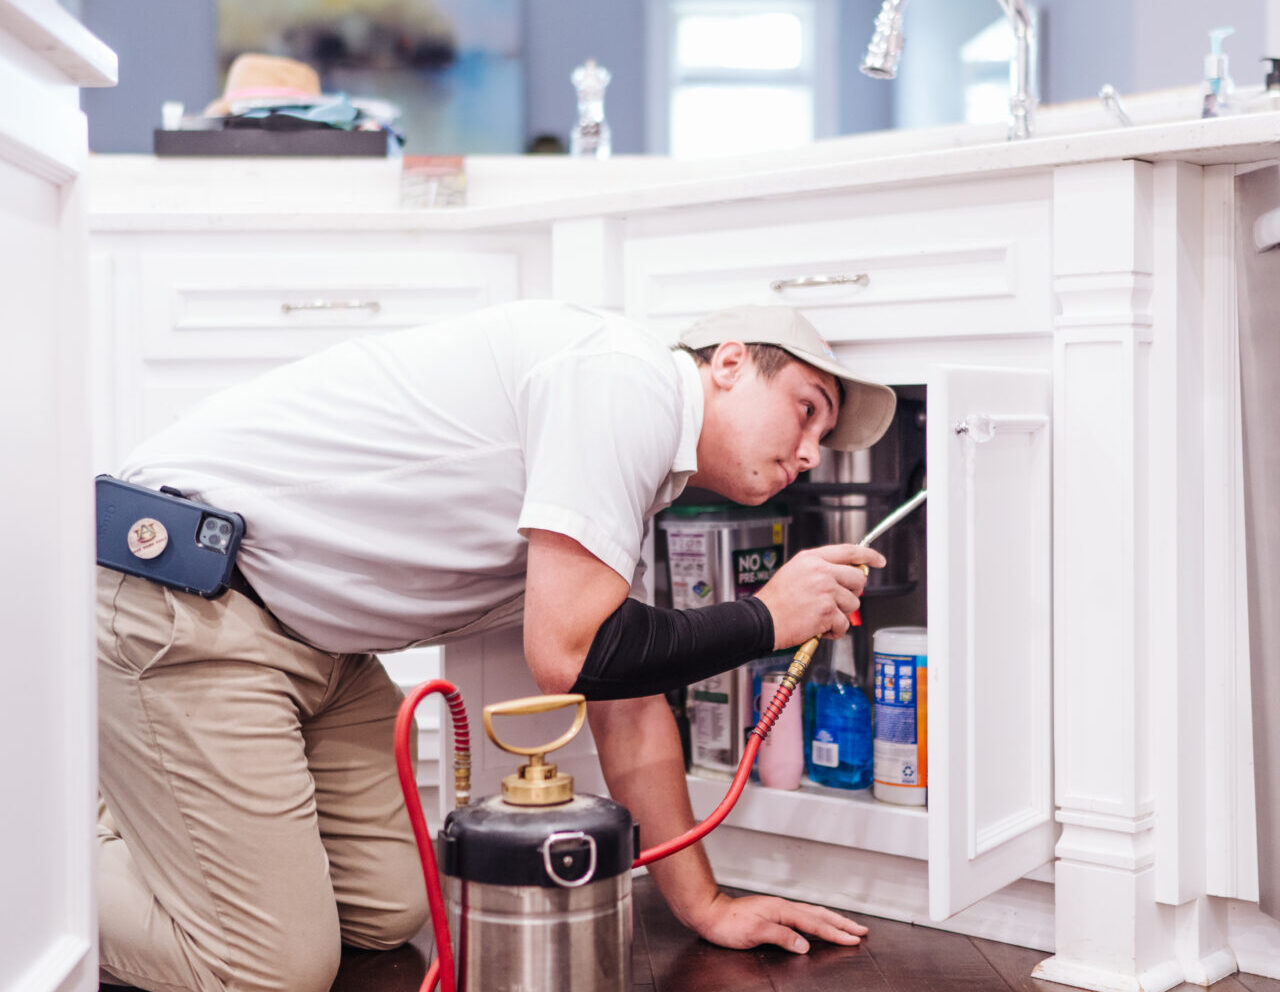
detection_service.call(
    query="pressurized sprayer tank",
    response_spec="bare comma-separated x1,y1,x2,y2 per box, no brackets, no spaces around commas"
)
436,695,637,991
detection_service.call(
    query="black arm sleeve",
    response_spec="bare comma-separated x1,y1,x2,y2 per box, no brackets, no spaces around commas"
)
568,596,775,701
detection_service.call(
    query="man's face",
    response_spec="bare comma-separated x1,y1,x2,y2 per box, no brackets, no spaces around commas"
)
700,344,840,505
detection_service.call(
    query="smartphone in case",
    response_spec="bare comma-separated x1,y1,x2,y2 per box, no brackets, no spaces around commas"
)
95,475,245,598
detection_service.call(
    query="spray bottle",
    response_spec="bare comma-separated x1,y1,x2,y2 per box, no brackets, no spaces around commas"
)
1201,26,1236,118
804,619,873,789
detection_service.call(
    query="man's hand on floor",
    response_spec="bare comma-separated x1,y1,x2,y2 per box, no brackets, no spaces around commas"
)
689,891,869,954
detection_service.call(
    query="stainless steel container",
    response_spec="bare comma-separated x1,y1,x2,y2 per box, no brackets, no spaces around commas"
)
438,696,637,991
802,394,925,598
657,504,791,776
808,447,872,547
440,795,634,990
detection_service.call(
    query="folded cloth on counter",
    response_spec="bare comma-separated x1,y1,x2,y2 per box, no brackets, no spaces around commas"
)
225,96,361,131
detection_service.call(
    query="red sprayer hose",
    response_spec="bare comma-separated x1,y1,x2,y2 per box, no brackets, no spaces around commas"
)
633,636,819,866
394,637,819,991
394,679,469,992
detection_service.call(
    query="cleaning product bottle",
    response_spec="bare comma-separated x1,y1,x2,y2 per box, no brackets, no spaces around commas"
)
1245,57,1280,113
1201,27,1236,118
872,625,928,806
804,618,873,790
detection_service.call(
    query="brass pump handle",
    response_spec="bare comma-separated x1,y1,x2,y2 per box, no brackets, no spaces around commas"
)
483,693,588,758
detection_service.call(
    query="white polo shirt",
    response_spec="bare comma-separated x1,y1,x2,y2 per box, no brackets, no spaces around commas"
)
120,300,704,653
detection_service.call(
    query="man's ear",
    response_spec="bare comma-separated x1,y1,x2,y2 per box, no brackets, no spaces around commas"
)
709,341,749,389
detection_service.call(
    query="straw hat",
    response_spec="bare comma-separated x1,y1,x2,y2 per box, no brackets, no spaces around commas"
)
204,53,322,117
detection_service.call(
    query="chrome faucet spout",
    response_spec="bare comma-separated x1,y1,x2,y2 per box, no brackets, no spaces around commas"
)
997,0,1035,139
860,0,910,79
860,0,1036,140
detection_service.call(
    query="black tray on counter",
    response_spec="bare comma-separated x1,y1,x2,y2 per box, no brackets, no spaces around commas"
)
154,127,390,157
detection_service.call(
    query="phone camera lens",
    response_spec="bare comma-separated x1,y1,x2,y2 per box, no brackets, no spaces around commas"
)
199,517,230,552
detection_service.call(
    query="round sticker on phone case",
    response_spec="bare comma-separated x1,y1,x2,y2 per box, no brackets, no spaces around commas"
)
127,517,168,559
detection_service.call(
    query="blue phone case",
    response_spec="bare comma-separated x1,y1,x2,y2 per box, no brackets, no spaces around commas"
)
95,475,245,598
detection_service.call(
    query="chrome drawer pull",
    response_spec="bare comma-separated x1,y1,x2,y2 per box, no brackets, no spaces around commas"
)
281,300,382,314
769,273,870,292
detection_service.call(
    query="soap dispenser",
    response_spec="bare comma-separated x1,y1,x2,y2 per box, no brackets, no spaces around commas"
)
1245,56,1280,113
1201,26,1236,118
570,58,612,159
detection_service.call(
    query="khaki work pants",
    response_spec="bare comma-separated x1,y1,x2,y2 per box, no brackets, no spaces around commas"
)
96,569,428,992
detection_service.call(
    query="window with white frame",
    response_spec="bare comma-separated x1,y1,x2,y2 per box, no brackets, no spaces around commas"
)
647,0,835,159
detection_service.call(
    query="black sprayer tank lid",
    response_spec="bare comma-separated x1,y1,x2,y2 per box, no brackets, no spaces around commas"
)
438,793,637,887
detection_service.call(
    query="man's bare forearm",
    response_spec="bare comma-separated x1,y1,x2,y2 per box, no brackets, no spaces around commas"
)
587,694,720,930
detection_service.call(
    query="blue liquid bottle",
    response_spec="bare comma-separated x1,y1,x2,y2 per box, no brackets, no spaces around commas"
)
804,625,873,790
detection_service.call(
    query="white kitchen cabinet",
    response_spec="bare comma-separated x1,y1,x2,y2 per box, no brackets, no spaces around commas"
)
88,221,550,471
617,177,1059,942
1,4,115,992
610,154,1275,983
88,121,1280,989
926,365,1054,920
675,362,1056,927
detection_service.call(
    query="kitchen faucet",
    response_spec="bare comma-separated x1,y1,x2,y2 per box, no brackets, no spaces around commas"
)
860,0,1036,140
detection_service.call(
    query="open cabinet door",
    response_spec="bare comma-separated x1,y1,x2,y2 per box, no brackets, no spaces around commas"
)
927,365,1055,920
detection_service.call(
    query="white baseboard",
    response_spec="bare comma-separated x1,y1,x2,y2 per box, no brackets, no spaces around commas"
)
10,935,92,992
1229,900,1280,980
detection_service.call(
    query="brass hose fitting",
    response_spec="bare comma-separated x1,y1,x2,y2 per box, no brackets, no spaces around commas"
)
749,636,820,742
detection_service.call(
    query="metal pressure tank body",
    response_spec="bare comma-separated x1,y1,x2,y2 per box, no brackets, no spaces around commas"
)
437,695,637,991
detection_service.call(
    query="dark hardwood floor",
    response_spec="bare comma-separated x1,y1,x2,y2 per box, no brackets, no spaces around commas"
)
102,874,1280,992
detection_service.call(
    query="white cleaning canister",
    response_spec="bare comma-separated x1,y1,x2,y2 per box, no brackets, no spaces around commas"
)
872,626,928,806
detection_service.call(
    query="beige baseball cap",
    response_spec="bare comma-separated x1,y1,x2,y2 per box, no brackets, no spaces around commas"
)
678,305,897,451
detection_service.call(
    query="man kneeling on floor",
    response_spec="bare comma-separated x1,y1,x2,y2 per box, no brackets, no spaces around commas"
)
97,300,893,992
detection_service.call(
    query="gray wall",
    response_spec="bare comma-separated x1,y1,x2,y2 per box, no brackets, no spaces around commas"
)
523,0,647,153
1132,0,1264,93
80,0,218,154
839,0,897,135
893,0,997,130
1041,0,1136,102
78,0,1272,155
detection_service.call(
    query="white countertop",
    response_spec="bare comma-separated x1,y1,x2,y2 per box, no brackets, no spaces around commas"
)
88,86,1280,233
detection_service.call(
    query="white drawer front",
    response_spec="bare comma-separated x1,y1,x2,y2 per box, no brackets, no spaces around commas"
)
137,249,519,360
624,183,1051,345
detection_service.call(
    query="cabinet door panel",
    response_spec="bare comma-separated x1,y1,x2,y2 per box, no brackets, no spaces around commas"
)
98,245,522,466
623,185,1051,346
927,365,1054,920
439,629,607,817
137,249,519,360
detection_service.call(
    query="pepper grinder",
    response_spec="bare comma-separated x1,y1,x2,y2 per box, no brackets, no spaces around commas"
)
570,58,612,158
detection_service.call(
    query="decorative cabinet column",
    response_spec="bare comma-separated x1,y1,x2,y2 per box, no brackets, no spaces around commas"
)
1038,160,1166,991
1037,159,1248,992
